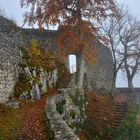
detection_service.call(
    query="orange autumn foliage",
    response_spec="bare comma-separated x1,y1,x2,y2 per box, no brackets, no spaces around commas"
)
20,0,117,27
20,0,117,64
84,92,115,139
86,92,115,124
0,89,57,140
55,21,98,64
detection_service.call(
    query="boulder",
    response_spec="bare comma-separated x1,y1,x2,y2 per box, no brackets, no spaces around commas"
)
5,100,21,109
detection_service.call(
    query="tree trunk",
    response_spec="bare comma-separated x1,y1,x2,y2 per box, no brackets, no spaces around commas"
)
124,59,134,93
76,51,85,88
111,75,117,96
111,66,117,96
128,78,134,93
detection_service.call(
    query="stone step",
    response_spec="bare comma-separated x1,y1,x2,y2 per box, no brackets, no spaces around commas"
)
111,100,127,129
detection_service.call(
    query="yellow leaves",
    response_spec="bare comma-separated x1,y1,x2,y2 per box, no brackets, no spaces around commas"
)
26,39,42,68
30,39,38,48
30,46,41,58
21,39,56,71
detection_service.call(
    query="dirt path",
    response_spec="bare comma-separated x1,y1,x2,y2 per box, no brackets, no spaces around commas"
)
16,90,56,140
16,97,47,140
0,89,56,140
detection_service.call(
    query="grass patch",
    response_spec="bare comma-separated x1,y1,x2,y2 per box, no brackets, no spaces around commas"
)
0,104,23,140
0,100,37,140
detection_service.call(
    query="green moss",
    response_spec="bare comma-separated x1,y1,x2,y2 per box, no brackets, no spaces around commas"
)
56,100,66,114
68,123,76,129
70,111,76,119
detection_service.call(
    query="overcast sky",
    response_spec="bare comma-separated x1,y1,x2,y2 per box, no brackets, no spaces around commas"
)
0,0,140,87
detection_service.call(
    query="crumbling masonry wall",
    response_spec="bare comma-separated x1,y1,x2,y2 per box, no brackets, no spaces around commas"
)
0,16,113,102
45,88,81,140
0,33,19,102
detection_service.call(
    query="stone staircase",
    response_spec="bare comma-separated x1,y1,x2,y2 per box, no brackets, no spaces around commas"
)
112,102,127,128
112,95,127,128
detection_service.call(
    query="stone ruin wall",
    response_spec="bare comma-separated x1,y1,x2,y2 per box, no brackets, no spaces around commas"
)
0,33,19,102
45,88,80,140
0,16,113,139
85,40,113,92
21,28,57,49
0,16,113,103
0,16,22,103
20,26,114,93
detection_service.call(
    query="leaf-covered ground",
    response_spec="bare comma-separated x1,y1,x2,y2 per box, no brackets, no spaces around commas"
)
0,89,56,140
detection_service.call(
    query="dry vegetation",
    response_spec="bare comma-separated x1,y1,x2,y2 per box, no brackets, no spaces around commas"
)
0,89,56,140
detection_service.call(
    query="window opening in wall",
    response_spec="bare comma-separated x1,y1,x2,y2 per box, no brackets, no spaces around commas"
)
69,55,77,73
